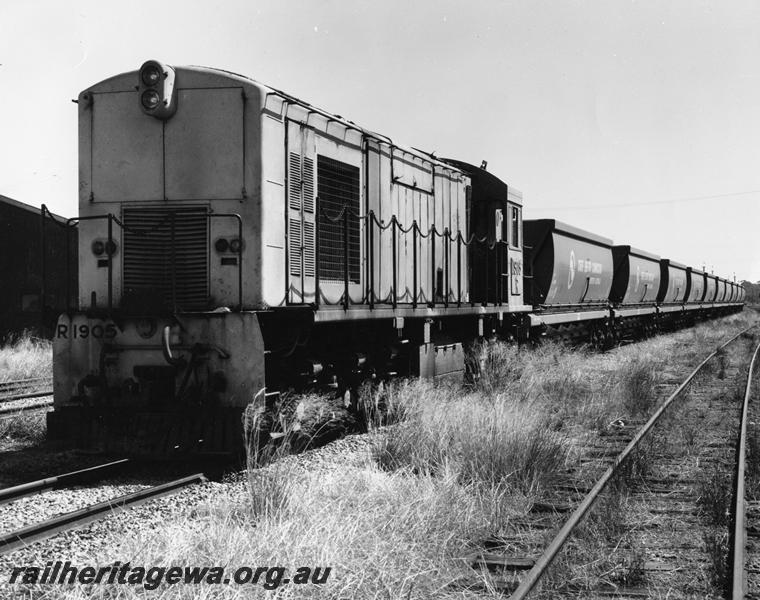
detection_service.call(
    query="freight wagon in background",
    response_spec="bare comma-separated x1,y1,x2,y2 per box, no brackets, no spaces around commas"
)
0,195,77,339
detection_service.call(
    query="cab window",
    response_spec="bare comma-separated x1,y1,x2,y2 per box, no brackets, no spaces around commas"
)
510,205,521,248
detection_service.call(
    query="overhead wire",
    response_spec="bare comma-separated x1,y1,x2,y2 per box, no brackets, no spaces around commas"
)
540,189,760,211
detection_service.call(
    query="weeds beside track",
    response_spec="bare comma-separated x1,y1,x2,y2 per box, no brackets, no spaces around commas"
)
497,326,759,598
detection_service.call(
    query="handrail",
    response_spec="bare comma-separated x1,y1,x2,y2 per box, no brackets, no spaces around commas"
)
55,210,243,314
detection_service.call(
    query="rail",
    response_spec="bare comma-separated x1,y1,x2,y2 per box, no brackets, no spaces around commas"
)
509,324,754,600
0,400,52,418
0,377,52,403
731,339,760,599
0,459,131,505
0,473,206,555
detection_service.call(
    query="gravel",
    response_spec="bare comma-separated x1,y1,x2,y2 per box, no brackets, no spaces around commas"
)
0,433,376,577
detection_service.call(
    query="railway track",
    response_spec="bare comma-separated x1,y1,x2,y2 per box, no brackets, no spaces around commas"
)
461,325,759,598
0,377,54,419
0,459,130,505
735,341,760,599
0,460,206,555
0,400,53,419
0,377,53,403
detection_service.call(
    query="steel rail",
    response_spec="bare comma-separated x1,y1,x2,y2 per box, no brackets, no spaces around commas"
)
731,340,760,599
0,399,53,417
509,325,754,600
0,389,53,403
0,459,131,505
0,473,206,555
0,377,52,389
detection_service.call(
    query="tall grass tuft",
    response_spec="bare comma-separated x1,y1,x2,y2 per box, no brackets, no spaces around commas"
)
357,379,410,430
0,411,47,445
618,356,658,416
371,379,569,492
0,333,52,382
469,339,526,398
247,463,294,521
243,389,350,468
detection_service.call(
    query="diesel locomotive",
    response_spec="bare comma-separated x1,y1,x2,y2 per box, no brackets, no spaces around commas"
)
46,60,744,454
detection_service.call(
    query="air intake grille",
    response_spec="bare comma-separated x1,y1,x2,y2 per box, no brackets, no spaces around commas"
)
122,207,209,311
317,156,360,283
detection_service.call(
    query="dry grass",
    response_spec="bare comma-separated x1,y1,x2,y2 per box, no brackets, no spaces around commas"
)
54,459,523,599
0,334,52,447
244,390,352,468
14,313,754,599
618,357,658,416
0,410,47,445
747,421,760,501
371,380,569,492
0,333,52,382
697,463,733,595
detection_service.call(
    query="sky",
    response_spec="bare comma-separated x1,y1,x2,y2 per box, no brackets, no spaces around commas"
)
1,0,758,281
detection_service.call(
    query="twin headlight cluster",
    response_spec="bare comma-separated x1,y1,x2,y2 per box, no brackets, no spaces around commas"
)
138,60,176,120
92,239,117,256
215,238,244,254
92,238,241,257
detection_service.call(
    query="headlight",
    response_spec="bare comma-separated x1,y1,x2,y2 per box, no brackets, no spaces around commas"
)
92,240,105,256
229,238,243,253
141,64,162,86
138,60,177,120
215,238,229,253
141,89,161,110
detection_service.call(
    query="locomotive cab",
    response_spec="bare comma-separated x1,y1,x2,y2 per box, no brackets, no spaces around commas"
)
444,160,526,310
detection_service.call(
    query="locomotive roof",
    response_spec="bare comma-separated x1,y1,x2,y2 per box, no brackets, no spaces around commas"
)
442,159,521,205
84,63,468,176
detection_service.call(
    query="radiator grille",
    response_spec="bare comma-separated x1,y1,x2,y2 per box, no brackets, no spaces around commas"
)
317,156,360,283
122,207,209,311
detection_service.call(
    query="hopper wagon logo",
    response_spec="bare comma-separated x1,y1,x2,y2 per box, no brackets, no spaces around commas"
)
568,250,576,289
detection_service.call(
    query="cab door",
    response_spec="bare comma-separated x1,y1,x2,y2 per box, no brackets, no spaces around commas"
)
507,202,523,302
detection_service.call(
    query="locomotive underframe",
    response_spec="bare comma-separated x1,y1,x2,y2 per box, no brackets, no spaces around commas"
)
48,306,534,455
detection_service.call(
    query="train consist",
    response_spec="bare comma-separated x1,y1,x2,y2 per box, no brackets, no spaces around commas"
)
47,60,744,454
